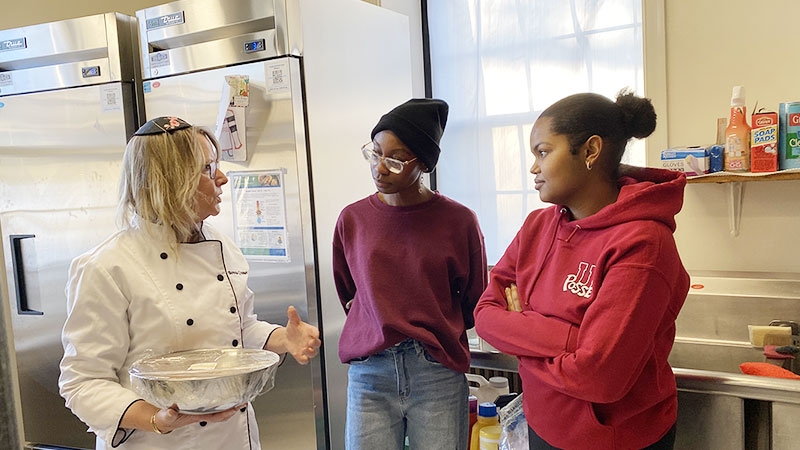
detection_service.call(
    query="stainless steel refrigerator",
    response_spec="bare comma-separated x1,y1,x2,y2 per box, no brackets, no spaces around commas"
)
135,0,412,448
0,13,143,450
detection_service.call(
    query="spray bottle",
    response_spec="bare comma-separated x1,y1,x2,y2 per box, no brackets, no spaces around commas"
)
724,86,751,172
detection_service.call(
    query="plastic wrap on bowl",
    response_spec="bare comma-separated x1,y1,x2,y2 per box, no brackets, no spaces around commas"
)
129,348,281,414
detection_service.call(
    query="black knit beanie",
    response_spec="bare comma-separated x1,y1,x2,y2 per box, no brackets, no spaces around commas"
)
370,98,449,172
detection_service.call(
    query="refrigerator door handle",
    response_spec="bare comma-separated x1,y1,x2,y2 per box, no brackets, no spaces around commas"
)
10,234,43,316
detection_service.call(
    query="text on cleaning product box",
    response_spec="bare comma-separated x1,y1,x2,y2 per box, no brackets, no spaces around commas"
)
660,147,709,176
750,111,778,173
778,101,800,169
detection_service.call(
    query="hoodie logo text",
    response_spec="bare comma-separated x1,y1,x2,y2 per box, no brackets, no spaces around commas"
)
563,262,594,298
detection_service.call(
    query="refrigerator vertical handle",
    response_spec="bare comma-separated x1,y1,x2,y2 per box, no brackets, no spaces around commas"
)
10,234,43,316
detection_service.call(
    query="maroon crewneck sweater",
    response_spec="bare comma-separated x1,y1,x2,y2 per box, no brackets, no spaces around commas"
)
333,192,487,373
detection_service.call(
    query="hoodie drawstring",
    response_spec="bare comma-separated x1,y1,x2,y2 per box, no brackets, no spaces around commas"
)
565,224,581,242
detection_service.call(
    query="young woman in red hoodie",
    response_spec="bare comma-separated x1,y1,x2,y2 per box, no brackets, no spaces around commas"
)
474,90,689,450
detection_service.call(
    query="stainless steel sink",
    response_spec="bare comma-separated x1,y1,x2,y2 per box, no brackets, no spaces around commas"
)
671,270,800,375
668,338,768,373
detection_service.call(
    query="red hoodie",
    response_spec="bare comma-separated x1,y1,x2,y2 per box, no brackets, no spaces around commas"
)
475,167,689,450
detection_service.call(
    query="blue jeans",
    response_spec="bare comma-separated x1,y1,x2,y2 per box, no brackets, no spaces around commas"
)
345,339,469,450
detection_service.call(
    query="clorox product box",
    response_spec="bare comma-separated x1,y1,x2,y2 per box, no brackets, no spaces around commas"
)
779,102,800,170
660,147,709,176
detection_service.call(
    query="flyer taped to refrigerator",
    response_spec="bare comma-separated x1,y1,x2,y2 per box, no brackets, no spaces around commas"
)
229,169,290,262
215,75,249,161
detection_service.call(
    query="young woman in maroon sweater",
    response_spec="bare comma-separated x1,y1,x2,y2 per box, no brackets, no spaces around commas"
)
475,91,689,450
333,99,487,450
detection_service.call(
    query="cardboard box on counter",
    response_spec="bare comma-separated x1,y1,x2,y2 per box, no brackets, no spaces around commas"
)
660,147,709,176
751,111,778,173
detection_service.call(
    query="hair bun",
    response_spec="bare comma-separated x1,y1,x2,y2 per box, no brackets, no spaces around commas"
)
616,89,656,139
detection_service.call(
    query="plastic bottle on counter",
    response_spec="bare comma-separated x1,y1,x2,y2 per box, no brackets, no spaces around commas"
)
488,376,509,399
466,374,510,405
724,85,751,172
468,395,479,444
479,425,502,450
470,402,500,450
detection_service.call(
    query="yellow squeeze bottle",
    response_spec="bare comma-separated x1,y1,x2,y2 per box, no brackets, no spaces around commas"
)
479,425,502,450
470,403,500,450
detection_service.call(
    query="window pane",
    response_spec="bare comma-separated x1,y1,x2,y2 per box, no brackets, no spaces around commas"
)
429,0,645,264
492,125,523,191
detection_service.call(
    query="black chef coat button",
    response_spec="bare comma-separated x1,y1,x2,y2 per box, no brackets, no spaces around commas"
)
232,339,239,347
217,274,224,281
199,421,207,427
160,252,168,260
186,319,194,326
176,283,183,290
230,306,236,314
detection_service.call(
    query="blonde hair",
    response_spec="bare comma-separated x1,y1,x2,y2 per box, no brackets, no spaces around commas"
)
117,127,220,244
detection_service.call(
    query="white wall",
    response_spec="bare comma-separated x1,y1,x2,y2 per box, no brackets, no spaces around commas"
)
662,0,800,273
380,0,425,98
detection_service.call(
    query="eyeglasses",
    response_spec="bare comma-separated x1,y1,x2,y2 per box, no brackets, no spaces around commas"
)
203,160,219,180
361,142,417,174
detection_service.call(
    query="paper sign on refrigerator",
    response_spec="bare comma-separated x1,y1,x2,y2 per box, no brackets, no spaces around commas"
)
215,75,249,161
229,170,290,262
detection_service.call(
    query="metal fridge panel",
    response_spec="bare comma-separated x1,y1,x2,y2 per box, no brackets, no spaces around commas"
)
0,207,118,449
0,84,131,212
0,13,141,96
298,0,413,448
0,251,23,450
136,0,297,78
0,72,136,450
141,56,320,450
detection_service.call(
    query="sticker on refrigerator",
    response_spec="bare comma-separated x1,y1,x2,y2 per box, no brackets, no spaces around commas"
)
229,170,290,262
100,85,123,112
149,51,170,68
266,60,290,93
0,72,12,87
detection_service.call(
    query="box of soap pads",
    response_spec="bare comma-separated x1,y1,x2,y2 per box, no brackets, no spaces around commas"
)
660,147,709,175
751,111,778,173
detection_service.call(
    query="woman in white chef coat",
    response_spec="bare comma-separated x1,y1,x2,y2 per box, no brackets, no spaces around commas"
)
59,116,321,450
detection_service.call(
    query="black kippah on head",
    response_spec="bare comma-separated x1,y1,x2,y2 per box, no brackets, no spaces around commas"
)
134,116,193,136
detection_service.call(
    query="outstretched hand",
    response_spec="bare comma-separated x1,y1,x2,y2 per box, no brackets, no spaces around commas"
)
283,305,321,365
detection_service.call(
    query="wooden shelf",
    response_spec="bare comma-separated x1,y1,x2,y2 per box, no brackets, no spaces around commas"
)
685,169,800,237
687,170,800,184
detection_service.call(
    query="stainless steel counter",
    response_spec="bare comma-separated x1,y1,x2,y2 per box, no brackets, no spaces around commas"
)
471,348,800,402
469,349,800,450
673,367,800,404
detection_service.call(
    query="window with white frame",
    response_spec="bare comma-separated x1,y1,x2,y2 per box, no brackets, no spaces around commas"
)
427,0,647,264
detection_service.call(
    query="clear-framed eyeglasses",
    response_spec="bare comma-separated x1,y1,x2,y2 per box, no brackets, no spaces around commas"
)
361,142,417,174
203,160,219,180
